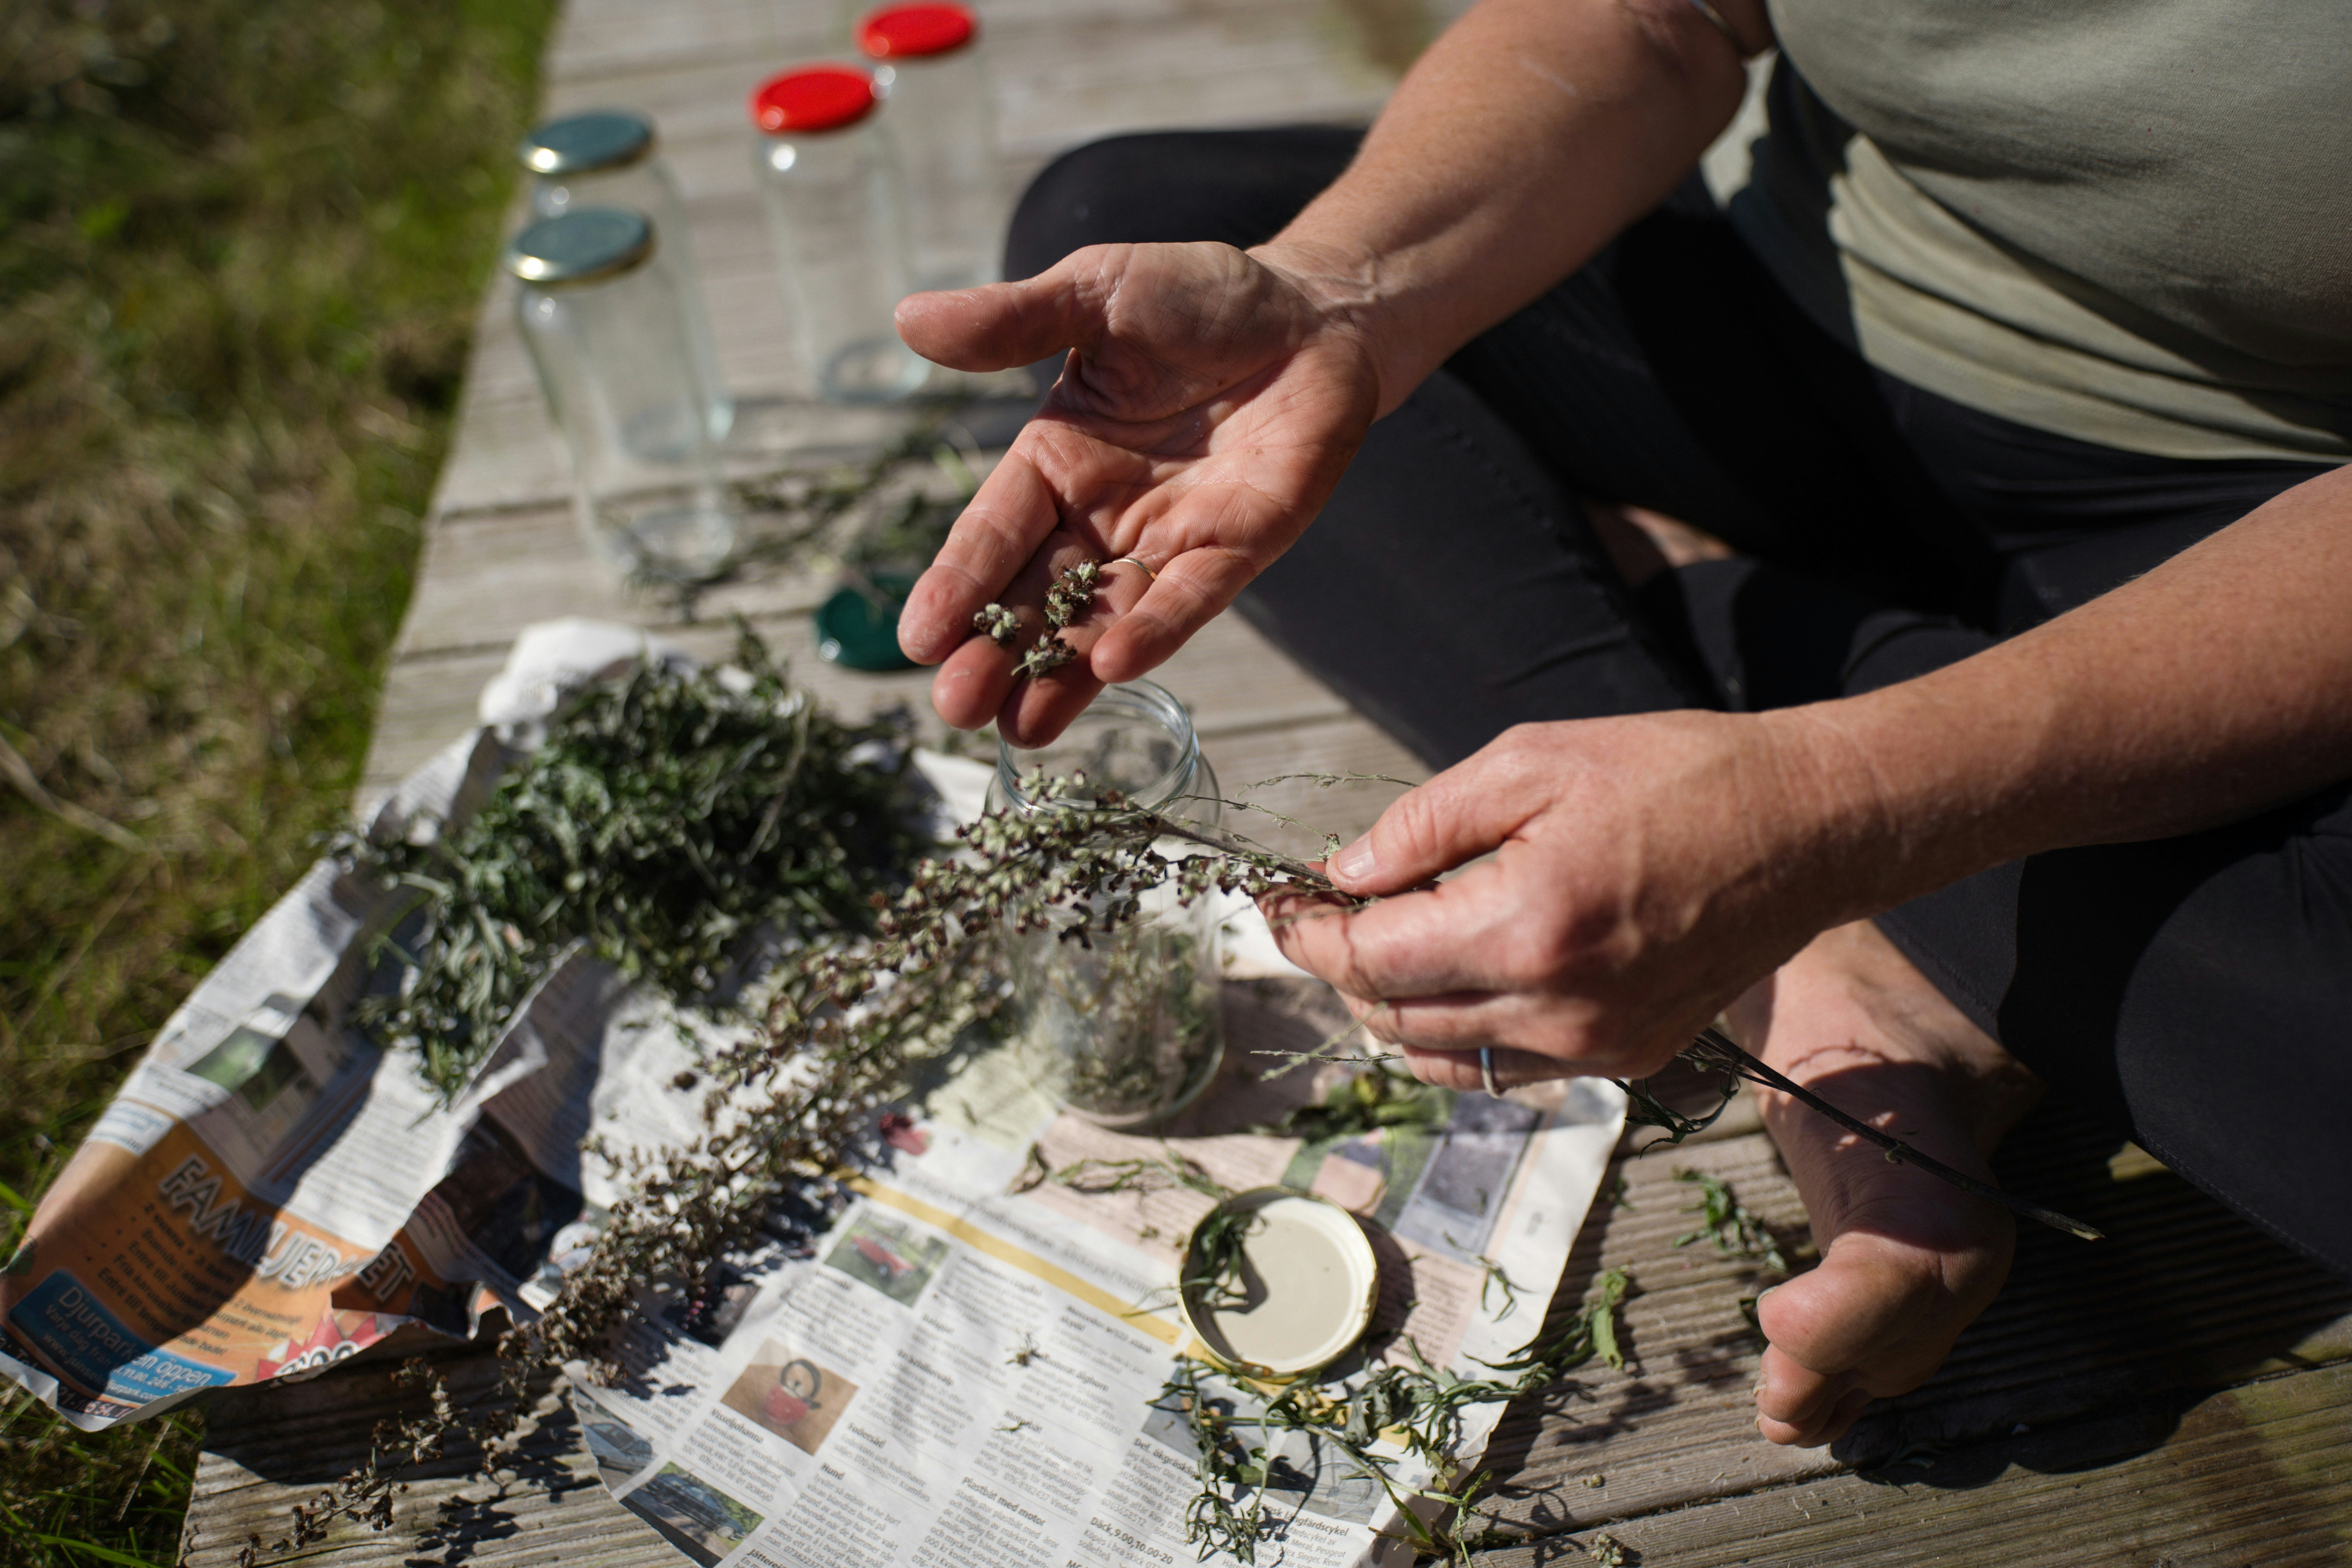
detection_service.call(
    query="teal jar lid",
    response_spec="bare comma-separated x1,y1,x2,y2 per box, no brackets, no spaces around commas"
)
520,111,655,176
505,207,654,287
815,570,920,671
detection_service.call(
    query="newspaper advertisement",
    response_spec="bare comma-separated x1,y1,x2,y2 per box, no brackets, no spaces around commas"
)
0,619,1624,1567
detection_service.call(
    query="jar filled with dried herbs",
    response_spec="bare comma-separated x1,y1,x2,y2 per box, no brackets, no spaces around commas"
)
985,681,1225,1127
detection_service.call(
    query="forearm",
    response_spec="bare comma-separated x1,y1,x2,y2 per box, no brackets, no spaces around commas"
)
1256,0,1764,414
1777,465,2352,916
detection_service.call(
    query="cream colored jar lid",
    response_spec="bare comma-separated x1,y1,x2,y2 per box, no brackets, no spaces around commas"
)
1178,1188,1379,1377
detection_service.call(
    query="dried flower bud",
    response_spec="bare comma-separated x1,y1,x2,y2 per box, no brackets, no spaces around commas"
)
973,603,1021,647
1018,632,1078,680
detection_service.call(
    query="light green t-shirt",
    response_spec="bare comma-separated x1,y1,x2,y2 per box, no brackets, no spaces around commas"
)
1728,0,2352,462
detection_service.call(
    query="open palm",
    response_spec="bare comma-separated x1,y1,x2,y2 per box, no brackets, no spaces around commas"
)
894,240,1381,744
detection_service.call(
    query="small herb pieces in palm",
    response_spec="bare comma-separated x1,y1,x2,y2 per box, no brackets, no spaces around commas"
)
987,559,1103,679
973,603,1021,647
1043,559,1101,627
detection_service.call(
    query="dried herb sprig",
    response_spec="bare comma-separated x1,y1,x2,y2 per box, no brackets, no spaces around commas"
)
1164,1269,1633,1565
1673,1168,1789,1274
335,626,923,1100
1044,1154,1229,1199
1685,1028,2103,1241
1612,1062,1740,1152
656,414,982,606
1043,560,1101,627
977,559,1106,681
972,603,1021,648
1262,1060,1446,1140
506,759,1334,1399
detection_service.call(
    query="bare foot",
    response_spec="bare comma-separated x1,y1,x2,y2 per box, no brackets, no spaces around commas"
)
1723,920,2046,1448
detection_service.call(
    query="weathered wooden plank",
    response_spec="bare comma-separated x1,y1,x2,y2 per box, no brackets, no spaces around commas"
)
1487,1100,2352,1543
1466,1131,1839,1538
1473,1359,2352,1567
1839,1105,2352,1469
363,605,1394,808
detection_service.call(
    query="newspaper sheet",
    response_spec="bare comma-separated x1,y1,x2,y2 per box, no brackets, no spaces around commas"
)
575,989,1622,1568
0,619,1624,1568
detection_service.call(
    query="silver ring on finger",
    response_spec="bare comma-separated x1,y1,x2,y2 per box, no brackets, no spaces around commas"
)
1479,1045,1502,1099
1108,555,1158,583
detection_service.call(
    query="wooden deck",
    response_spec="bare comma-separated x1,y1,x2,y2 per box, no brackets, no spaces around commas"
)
179,0,2352,1562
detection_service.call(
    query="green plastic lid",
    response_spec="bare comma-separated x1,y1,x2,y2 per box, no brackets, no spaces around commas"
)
505,208,655,287
520,111,655,176
815,571,920,671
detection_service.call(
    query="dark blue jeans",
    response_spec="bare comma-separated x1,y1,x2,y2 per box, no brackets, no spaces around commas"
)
1005,128,2352,1276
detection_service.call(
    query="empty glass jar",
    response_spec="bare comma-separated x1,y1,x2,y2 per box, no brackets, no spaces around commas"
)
748,65,930,403
520,110,733,443
986,682,1227,1129
507,207,739,580
857,4,1004,292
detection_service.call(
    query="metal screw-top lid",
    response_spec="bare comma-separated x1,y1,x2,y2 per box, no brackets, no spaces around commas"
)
519,111,655,176
504,208,655,286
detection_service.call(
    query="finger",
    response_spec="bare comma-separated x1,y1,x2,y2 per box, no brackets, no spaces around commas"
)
1322,736,1554,897
958,544,1158,744
895,252,1119,373
930,632,1020,732
901,456,1063,665
1089,544,1257,684
1394,1042,1571,1094
1001,548,1154,744
1262,867,1529,1000
1346,986,1666,1077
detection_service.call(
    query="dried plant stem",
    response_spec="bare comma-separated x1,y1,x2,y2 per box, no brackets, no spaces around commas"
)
1687,1027,2103,1242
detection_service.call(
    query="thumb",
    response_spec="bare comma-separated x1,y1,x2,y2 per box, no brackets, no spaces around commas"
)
895,252,1114,373
1325,744,1547,896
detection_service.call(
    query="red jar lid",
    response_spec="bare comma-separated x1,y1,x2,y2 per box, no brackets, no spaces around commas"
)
750,66,878,134
857,4,977,59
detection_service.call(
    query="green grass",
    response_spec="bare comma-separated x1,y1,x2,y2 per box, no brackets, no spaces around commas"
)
0,0,559,1560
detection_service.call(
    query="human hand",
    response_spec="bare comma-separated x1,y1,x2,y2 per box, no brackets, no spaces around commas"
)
893,240,1383,745
1263,712,1874,1085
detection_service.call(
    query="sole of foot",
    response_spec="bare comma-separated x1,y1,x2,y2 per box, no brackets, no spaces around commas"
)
1725,918,2046,1448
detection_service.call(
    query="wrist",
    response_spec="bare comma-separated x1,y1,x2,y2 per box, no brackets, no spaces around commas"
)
1757,668,2066,923
1247,237,1416,416
1751,701,1930,926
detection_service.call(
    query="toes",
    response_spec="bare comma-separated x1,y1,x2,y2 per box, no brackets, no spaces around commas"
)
1751,1224,2008,1450
1757,1230,1949,1382
1754,1340,1849,1434
1759,1385,1871,1448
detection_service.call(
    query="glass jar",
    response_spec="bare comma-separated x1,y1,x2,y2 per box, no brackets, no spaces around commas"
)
857,4,1004,292
520,110,733,443
984,682,1227,1129
507,208,739,580
748,66,931,404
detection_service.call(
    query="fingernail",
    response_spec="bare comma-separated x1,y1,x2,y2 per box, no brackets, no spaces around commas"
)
1329,836,1375,882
